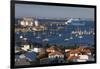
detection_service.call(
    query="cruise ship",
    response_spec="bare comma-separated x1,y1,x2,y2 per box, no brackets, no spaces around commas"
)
65,18,85,26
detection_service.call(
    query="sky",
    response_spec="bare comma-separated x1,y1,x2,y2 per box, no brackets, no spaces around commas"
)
15,4,94,19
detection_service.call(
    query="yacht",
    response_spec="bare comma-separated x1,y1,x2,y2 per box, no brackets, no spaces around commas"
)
78,36,83,38
65,18,85,26
42,38,49,42
75,34,78,37
59,34,62,37
64,38,69,41
20,35,23,39
23,38,27,41
70,36,73,39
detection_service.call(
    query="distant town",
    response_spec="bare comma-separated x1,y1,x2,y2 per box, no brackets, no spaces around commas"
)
15,17,95,66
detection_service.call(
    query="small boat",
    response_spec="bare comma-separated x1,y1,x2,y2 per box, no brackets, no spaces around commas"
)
20,35,23,39
36,36,41,39
50,32,52,34
59,34,62,37
93,32,95,35
78,36,83,38
23,38,27,40
71,31,76,34
70,36,73,39
75,34,78,37
42,38,49,42
78,31,82,35
65,22,69,25
64,38,69,41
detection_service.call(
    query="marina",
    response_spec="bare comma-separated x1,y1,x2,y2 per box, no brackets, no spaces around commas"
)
15,18,95,46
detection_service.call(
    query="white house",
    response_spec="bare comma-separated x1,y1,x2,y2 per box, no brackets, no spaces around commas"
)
77,55,89,62
48,51,64,59
21,44,30,51
20,18,33,27
65,49,71,52
31,47,43,53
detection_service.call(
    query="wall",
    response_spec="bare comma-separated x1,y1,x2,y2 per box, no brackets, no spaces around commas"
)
0,0,99,69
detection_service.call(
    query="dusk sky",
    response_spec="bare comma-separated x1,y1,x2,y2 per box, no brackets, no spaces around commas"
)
15,4,94,19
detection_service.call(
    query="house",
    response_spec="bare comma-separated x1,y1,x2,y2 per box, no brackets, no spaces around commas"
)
68,50,81,56
67,47,93,62
46,45,62,53
77,46,92,56
15,46,21,53
21,45,30,51
15,54,31,66
46,45,64,63
40,58,50,64
30,43,44,53
15,40,31,52
31,47,43,53
20,39,33,51
48,51,65,63
25,51,37,62
15,51,38,66
77,55,89,62
65,49,71,53
20,17,33,27
67,50,80,61
48,51,64,59
46,46,55,53
32,24,47,31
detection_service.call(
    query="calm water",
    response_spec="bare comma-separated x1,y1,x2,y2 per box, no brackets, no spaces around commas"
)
15,19,95,47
